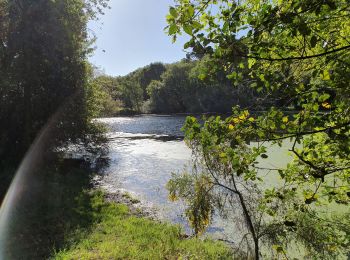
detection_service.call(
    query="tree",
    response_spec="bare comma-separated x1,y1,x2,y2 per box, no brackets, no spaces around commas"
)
146,59,260,113
137,62,167,100
0,0,108,163
166,0,350,258
118,78,143,112
91,57,273,116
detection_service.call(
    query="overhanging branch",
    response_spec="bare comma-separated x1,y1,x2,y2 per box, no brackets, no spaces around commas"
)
237,44,350,61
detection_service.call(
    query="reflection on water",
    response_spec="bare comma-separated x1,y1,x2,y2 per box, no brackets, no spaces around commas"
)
100,115,186,137
97,116,193,232
96,115,292,241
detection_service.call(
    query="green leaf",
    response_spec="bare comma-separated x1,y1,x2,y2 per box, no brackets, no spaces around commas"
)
318,93,330,102
183,24,193,35
169,24,178,35
169,7,178,18
192,21,202,30
227,71,237,80
250,82,258,88
166,14,174,22
187,5,195,17
248,58,256,69
198,74,206,80
219,152,226,158
184,41,191,49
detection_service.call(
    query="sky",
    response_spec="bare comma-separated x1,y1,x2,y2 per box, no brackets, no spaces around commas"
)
88,0,189,76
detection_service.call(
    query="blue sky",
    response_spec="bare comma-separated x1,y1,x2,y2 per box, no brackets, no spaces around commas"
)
88,0,188,76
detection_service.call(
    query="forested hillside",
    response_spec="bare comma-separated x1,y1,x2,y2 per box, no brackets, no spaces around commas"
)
92,57,286,116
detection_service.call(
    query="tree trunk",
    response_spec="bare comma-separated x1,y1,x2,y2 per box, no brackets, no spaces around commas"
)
232,178,260,259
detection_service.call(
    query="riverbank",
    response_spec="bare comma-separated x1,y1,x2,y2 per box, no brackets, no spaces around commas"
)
0,160,232,259
101,109,300,118
53,189,232,259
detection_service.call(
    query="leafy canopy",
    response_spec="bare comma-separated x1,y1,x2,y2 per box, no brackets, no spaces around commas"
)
166,0,350,258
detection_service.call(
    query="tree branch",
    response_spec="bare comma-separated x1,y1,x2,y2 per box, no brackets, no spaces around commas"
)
237,44,350,61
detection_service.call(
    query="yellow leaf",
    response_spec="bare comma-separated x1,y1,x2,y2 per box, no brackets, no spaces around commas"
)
248,117,255,122
228,124,234,130
282,116,289,123
169,193,177,202
322,102,331,109
233,118,240,124
322,70,330,80
239,111,248,120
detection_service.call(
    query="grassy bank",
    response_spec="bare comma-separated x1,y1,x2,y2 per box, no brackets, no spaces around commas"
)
1,160,232,259
53,190,232,259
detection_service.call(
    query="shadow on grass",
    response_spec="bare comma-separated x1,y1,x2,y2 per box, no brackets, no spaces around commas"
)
0,159,101,259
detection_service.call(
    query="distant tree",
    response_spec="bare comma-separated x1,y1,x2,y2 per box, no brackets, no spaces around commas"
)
137,62,166,100
88,74,122,117
118,79,143,112
93,75,121,101
147,58,267,113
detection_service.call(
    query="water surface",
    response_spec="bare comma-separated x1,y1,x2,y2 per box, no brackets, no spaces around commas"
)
97,115,291,241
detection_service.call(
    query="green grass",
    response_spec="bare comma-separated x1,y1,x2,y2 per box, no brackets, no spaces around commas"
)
53,191,232,260
0,160,232,259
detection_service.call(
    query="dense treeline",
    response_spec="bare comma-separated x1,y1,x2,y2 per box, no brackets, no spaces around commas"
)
0,0,108,258
93,56,282,116
0,0,109,202
0,0,106,166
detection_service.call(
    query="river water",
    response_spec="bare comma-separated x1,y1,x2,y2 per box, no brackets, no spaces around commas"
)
97,115,190,222
96,115,291,241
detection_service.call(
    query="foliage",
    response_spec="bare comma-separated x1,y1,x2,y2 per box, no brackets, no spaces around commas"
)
94,58,272,115
136,62,167,100
148,61,195,113
89,74,124,116
166,0,350,258
118,78,144,112
0,0,108,164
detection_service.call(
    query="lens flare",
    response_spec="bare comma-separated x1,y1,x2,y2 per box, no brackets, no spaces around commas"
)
0,103,69,258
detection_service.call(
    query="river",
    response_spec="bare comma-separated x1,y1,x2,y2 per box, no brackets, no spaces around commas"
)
96,115,294,243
